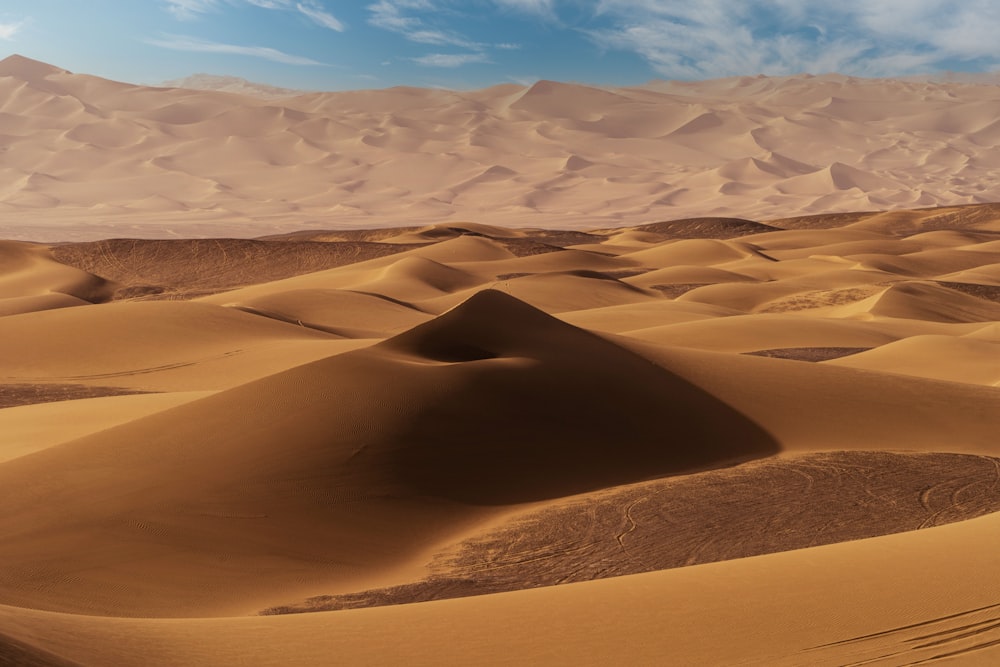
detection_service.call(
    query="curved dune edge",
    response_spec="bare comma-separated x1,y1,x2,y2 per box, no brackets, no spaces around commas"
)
4,510,1000,666
1,202,999,664
262,450,1000,614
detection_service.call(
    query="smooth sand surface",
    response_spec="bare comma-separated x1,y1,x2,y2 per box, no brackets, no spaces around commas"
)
2,55,1000,666
4,54,1000,240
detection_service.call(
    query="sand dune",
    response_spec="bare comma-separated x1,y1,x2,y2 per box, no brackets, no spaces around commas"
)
5,55,1000,239
2,54,1000,663
827,334,1000,385
0,241,112,315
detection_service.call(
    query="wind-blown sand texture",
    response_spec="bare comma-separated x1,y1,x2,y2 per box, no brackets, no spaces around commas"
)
4,54,1000,241
2,194,1000,665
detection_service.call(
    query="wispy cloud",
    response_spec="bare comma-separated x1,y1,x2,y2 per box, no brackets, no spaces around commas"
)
590,0,1000,79
0,21,24,40
146,34,325,65
296,1,345,31
164,0,345,32
491,0,556,18
163,0,219,20
244,0,292,8
368,0,516,71
368,1,479,48
413,52,491,67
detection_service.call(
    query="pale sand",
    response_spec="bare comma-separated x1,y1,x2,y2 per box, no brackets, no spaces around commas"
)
1,55,1000,666
3,54,1000,240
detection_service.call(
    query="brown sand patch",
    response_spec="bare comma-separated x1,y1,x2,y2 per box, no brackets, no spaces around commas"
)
50,239,424,300
744,347,871,361
624,217,783,239
0,384,152,409
768,210,879,230
757,284,887,312
934,280,1000,303
263,451,1000,613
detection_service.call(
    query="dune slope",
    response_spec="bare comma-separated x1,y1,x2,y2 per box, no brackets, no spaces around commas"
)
1,195,999,663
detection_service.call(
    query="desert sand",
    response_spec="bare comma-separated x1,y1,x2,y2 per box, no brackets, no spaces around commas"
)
2,55,1000,666
3,54,1000,241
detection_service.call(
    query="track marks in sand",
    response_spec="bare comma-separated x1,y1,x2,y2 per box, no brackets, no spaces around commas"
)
263,451,1000,613
804,602,1000,666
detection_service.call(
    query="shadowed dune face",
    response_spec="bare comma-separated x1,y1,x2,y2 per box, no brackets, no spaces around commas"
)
378,290,779,503
267,450,1000,613
0,289,776,615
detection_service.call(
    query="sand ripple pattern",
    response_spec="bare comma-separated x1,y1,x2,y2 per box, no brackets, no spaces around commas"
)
265,451,1000,613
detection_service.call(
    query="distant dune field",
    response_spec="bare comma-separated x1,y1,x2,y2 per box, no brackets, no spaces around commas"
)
2,195,1000,664
3,54,1000,241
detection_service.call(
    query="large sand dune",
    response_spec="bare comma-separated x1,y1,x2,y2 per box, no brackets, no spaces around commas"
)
4,54,1000,240
2,196,1000,663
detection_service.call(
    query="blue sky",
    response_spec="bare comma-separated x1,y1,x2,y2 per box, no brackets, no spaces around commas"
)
1,1,999,90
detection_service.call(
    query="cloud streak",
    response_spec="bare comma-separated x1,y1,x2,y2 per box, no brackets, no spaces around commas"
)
163,0,219,20
163,0,345,32
492,0,557,18
296,1,345,31
369,1,524,70
591,0,1000,79
413,52,491,67
243,0,291,7
367,1,480,48
146,34,325,65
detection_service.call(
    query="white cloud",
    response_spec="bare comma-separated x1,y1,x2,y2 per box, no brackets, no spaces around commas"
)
296,1,345,31
146,34,325,65
0,21,23,40
589,0,1000,79
413,52,491,67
